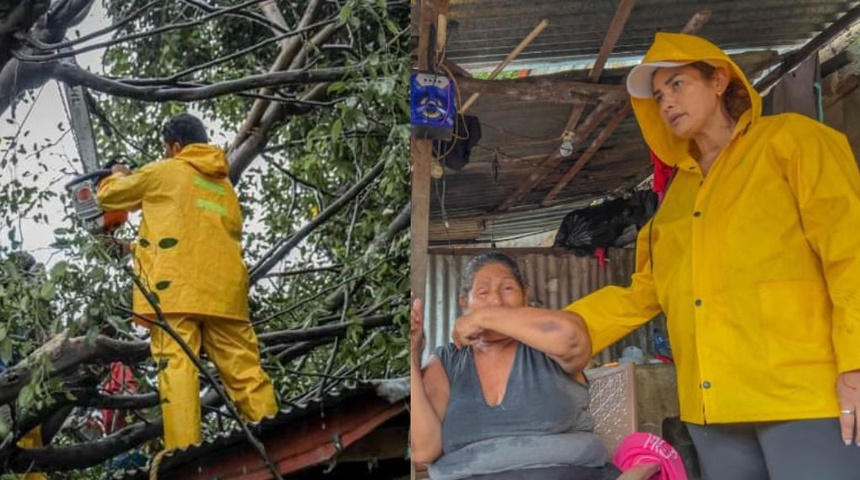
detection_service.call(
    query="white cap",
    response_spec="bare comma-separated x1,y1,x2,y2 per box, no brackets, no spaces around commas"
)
626,61,693,98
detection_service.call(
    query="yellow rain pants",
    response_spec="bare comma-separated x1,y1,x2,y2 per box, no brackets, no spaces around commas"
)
150,314,278,450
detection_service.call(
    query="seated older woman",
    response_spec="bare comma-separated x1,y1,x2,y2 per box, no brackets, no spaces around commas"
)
410,251,623,480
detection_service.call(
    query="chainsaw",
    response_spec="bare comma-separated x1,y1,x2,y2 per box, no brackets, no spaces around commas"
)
61,77,129,237
64,169,128,236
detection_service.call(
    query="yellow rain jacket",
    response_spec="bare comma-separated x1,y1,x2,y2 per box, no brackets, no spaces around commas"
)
97,144,249,322
566,33,860,424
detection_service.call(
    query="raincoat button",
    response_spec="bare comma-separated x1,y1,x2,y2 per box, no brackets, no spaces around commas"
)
695,299,702,306
693,211,702,217
702,381,712,389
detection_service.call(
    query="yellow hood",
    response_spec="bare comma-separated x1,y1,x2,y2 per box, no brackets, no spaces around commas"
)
177,143,229,178
630,32,762,168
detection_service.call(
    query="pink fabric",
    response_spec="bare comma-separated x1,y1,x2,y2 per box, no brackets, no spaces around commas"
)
612,432,688,480
100,362,139,434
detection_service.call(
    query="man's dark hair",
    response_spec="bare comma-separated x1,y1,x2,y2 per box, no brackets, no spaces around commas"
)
162,113,208,146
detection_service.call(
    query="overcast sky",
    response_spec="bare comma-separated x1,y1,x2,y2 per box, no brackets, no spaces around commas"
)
0,2,111,265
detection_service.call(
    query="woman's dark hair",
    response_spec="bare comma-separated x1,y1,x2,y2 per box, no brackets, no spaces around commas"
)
460,251,526,296
162,113,208,146
688,61,750,120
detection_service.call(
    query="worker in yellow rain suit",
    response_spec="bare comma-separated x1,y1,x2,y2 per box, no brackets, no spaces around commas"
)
96,113,278,450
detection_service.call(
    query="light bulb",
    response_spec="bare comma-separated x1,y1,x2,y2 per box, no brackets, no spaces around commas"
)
559,139,573,157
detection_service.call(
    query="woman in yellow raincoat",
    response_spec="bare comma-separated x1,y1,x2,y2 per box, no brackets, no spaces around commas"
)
97,114,277,450
565,33,860,479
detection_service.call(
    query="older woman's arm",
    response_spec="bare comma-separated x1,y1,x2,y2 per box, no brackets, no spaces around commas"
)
410,298,449,464
452,307,591,374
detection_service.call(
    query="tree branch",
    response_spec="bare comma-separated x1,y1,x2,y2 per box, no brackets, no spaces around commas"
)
53,61,354,102
116,17,338,85
0,334,149,406
14,0,271,62
257,314,394,345
227,12,343,182
324,202,410,311
24,0,156,51
248,157,387,282
180,0,289,34
230,0,327,151
228,83,328,183
6,417,162,472
263,154,335,197
78,392,160,410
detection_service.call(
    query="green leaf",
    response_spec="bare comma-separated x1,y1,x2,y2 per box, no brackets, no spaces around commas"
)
50,261,68,279
19,385,34,408
85,328,98,347
139,238,151,248
331,118,343,141
39,282,56,300
328,81,348,93
0,340,11,364
158,238,179,249
155,281,171,291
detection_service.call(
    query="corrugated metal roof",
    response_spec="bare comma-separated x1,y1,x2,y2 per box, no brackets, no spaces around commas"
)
446,0,858,69
114,379,409,480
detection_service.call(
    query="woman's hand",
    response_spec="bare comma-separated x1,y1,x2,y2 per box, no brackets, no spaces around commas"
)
410,297,426,369
451,311,486,349
837,369,860,445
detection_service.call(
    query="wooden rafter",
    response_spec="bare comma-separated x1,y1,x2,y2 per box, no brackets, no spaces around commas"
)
494,0,637,213
538,9,714,206
460,19,549,113
824,73,860,108
442,59,471,78
454,74,626,105
756,4,860,94
495,101,618,212
588,0,636,83
681,10,711,34
541,104,631,206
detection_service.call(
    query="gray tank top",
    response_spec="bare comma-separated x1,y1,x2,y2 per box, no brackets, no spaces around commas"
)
433,341,597,453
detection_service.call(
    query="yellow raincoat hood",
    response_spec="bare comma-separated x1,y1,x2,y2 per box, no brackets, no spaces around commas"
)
631,32,762,169
177,143,230,177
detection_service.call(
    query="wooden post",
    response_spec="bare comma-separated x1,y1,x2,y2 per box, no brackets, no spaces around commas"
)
410,139,432,300
411,0,447,306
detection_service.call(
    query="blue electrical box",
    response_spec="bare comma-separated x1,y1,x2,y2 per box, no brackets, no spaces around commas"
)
411,72,455,140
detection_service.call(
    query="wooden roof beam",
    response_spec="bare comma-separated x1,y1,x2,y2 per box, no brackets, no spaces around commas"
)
756,4,860,94
460,19,549,113
682,10,711,34
495,0,637,213
589,0,636,83
454,74,627,105
539,9,714,207
495,101,618,212
541,104,631,206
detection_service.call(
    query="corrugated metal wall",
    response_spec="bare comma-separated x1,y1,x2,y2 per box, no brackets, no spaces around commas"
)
424,248,667,363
